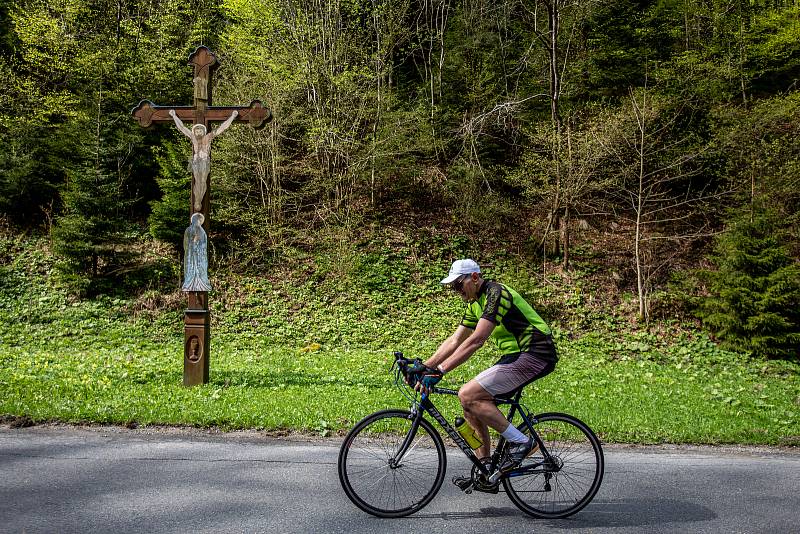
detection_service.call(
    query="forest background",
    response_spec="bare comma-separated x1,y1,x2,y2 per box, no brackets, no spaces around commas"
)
0,0,798,443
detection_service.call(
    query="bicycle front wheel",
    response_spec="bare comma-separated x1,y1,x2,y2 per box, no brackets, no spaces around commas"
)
503,412,604,519
338,409,447,518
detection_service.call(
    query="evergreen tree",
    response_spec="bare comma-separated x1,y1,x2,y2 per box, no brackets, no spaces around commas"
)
148,139,191,252
697,210,800,360
50,106,137,280
51,162,133,278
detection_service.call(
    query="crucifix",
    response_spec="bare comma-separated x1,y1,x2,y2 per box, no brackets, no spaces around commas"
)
132,46,272,386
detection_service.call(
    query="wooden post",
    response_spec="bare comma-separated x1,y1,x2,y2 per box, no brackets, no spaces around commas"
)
184,293,210,385
132,46,272,386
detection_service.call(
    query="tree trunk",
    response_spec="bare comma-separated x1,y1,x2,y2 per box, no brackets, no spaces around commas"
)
561,206,570,270
635,92,647,322
635,205,645,321
548,1,568,266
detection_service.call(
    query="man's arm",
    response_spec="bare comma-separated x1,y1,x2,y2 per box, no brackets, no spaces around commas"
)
436,318,493,373
425,325,473,369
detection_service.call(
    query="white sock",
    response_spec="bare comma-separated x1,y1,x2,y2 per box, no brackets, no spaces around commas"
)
501,423,529,444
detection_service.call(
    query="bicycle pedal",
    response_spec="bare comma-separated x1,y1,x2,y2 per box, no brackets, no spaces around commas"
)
498,459,519,473
498,444,540,473
452,476,474,492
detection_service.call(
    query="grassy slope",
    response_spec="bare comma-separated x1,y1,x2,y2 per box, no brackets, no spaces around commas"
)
0,230,798,445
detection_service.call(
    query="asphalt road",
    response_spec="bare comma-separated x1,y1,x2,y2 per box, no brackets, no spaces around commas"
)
1,425,798,534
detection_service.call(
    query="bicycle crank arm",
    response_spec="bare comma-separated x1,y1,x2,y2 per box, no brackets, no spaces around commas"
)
452,476,474,494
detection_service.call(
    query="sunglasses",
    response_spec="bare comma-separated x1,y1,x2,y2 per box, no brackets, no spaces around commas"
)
450,275,470,294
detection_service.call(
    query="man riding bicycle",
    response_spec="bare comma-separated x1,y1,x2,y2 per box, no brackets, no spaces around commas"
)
412,259,558,469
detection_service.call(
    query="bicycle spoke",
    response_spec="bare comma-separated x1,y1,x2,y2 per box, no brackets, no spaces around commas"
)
504,413,603,519
339,410,445,517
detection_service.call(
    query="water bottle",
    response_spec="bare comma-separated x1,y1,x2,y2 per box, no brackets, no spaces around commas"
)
454,416,482,449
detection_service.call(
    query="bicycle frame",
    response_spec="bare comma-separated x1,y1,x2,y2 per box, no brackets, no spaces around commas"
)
391,385,555,481
340,353,603,519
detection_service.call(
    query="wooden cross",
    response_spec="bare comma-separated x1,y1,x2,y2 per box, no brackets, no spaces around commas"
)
131,46,272,386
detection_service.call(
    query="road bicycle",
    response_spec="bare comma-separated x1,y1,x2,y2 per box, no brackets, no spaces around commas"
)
338,352,604,518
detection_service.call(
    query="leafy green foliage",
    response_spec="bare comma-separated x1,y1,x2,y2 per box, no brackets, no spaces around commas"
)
715,92,800,235
581,0,675,97
50,138,136,278
746,5,800,96
0,0,223,233
1,232,798,444
0,54,79,224
0,0,799,374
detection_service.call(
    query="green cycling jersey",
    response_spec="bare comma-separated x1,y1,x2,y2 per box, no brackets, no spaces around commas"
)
460,280,553,358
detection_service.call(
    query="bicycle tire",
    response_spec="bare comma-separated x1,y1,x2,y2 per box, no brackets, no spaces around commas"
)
338,409,447,518
503,412,604,519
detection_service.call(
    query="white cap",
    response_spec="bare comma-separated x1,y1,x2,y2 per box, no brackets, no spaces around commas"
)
440,259,481,284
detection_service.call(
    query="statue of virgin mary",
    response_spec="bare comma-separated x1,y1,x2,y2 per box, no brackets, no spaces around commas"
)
182,213,212,292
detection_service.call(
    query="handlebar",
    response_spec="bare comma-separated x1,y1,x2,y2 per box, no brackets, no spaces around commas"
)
392,351,415,378
392,351,458,396
392,351,429,401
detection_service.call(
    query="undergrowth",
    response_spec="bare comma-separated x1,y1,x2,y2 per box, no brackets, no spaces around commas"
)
0,231,797,445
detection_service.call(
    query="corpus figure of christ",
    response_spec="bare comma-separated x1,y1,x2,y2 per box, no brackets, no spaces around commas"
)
168,109,238,213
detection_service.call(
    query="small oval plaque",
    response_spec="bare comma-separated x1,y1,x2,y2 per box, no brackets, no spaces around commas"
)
186,336,202,362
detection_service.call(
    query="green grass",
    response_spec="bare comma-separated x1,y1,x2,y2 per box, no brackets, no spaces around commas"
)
1,232,798,445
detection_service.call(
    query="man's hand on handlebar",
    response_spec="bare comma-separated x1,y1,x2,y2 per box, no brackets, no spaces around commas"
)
400,359,439,392
402,359,427,386
405,359,429,375
412,367,444,394
396,354,444,394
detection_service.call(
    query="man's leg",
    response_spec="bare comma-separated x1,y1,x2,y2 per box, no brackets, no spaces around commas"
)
458,379,513,460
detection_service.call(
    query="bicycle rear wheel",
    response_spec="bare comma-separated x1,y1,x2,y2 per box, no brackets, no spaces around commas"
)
503,412,604,519
338,409,446,518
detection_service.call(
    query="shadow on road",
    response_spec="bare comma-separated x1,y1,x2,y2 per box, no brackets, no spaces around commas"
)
414,506,520,520
543,498,716,529
410,498,716,528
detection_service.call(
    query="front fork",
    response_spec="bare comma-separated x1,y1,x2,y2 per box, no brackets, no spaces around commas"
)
389,403,425,468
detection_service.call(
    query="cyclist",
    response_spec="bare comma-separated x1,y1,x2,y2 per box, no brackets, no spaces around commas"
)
412,259,557,469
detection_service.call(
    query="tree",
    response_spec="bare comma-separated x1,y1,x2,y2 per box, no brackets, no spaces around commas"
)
510,109,616,267
217,0,416,237
520,0,595,267
0,62,80,225
718,91,800,231
594,84,718,321
580,0,678,98
51,148,134,279
746,4,800,97
697,209,800,359
148,139,191,252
